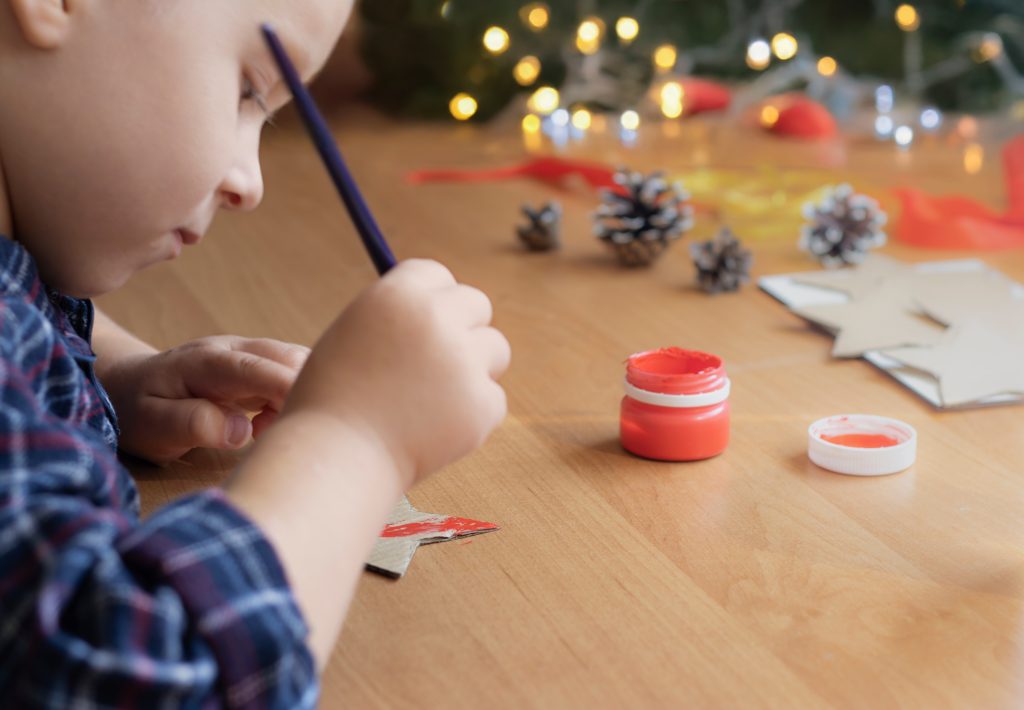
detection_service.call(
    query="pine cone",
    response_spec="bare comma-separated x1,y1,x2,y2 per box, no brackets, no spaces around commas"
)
517,201,562,252
800,184,887,267
594,169,694,267
690,227,753,294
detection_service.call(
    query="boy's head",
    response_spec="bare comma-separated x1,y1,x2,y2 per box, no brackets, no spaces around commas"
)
0,0,353,298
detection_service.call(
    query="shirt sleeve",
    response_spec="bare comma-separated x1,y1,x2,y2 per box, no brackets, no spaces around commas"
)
0,300,317,709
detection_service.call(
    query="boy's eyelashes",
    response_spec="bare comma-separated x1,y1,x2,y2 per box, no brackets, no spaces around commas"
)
240,75,275,124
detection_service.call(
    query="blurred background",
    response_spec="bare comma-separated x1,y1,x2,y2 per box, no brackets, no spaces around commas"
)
322,0,1024,123
302,0,1024,259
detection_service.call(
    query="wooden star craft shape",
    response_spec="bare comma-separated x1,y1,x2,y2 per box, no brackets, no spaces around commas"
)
366,496,499,579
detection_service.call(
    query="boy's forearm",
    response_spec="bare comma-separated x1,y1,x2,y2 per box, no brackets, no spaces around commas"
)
224,411,404,669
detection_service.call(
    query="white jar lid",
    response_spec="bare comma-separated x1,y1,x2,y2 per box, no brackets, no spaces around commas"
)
807,414,917,476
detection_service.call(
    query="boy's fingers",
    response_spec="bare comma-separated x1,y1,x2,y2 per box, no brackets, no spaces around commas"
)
230,338,310,371
392,259,456,290
182,351,299,411
482,380,509,433
139,397,252,456
471,327,512,379
438,285,493,328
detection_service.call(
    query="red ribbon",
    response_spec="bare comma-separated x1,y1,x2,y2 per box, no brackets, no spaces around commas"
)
407,156,621,191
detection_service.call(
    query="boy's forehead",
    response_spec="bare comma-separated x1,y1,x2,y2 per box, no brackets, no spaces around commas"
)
259,0,352,78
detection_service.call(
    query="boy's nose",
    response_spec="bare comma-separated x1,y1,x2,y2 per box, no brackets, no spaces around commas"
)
219,161,264,212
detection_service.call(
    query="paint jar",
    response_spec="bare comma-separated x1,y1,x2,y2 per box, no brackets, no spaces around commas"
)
620,347,731,462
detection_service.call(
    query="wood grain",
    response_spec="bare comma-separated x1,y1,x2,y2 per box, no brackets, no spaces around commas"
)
98,105,1024,709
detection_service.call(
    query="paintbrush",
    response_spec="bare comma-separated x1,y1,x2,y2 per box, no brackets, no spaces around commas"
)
261,24,397,275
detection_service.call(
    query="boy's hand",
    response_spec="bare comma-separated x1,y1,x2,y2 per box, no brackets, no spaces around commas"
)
225,261,509,664
280,259,511,489
102,336,309,463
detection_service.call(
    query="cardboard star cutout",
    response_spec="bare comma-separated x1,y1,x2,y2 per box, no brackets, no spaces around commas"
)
366,497,499,579
883,321,1024,406
979,301,1024,339
792,254,908,299
912,271,1021,326
760,256,1024,408
793,279,946,357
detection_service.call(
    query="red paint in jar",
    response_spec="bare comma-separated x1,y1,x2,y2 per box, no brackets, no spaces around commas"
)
620,347,731,462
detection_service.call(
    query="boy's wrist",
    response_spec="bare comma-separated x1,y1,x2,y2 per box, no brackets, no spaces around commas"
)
90,309,158,384
230,408,409,513
276,404,416,490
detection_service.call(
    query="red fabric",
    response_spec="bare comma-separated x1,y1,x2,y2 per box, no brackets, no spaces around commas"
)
767,97,837,139
1003,134,1024,220
679,78,731,115
407,156,620,190
893,135,1024,250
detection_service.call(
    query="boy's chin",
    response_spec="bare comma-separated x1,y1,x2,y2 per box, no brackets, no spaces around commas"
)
51,268,134,300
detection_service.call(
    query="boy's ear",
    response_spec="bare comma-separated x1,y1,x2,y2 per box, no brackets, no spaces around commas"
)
8,0,71,50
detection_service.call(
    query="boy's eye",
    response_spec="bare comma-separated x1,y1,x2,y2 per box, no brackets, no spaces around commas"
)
240,76,272,119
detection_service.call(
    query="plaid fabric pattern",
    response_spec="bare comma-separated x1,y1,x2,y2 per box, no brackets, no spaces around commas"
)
0,237,316,708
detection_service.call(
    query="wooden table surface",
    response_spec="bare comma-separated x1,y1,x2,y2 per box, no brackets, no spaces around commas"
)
99,105,1024,709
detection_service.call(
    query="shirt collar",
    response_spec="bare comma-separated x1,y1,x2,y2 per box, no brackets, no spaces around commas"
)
0,236,95,351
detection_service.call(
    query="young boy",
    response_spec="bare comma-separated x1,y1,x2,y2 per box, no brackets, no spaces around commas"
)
0,1,510,707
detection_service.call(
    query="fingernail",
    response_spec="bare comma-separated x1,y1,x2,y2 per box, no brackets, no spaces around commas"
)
226,416,251,448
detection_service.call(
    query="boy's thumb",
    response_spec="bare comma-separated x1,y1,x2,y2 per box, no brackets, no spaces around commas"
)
152,398,253,452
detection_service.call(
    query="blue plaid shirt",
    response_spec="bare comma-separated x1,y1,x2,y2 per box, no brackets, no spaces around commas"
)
0,237,316,708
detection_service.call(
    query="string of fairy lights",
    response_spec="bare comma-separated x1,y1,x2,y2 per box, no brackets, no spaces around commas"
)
444,1,1024,157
